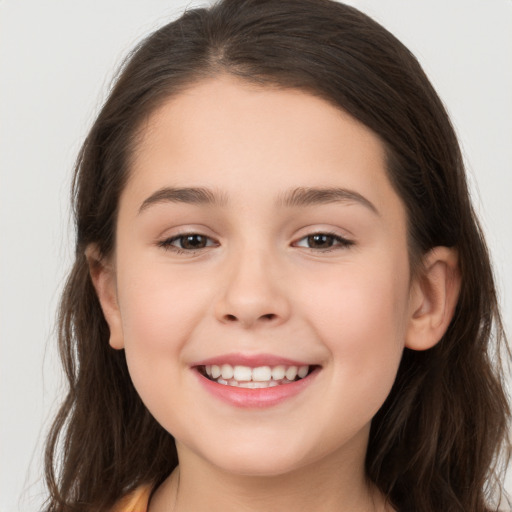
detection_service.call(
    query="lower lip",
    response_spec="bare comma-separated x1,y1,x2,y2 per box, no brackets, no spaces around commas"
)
194,368,320,409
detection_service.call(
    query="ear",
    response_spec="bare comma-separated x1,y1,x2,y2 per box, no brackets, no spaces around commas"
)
405,247,461,351
85,244,125,350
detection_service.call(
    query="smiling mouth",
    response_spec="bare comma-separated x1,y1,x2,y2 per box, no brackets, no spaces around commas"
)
197,364,318,388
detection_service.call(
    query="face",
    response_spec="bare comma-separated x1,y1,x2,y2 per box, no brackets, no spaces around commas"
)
102,76,417,477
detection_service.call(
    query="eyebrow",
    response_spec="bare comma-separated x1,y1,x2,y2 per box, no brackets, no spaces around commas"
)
138,186,379,215
138,186,227,213
278,187,379,215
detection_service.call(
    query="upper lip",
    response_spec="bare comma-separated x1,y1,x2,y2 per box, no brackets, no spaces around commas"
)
192,353,317,368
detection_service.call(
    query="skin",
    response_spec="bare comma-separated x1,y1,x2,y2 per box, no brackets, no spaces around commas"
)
89,76,460,511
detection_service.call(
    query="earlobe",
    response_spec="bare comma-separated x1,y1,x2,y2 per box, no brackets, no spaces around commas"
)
85,244,125,350
405,247,461,351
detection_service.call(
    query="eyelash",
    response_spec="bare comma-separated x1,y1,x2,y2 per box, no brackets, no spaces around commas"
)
293,232,354,252
157,231,354,254
157,233,218,254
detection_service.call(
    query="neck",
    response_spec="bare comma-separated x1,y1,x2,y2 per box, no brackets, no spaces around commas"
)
149,436,391,512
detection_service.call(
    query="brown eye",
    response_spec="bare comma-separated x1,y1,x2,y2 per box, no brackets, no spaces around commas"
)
180,234,208,249
294,232,354,251
158,233,217,252
307,234,335,249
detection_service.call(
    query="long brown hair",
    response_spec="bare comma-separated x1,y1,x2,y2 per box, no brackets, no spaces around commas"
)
44,1,510,510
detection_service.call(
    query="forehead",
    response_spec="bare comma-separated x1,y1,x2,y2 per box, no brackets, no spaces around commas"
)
124,75,402,218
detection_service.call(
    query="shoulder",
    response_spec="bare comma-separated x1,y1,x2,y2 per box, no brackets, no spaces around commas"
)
110,484,153,512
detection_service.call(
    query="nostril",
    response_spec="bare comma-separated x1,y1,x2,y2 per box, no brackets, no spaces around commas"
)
223,313,276,323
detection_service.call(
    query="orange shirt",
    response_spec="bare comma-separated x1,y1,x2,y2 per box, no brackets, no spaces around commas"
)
111,485,153,512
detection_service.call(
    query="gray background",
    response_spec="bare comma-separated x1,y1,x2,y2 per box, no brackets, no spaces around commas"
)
1,1,511,510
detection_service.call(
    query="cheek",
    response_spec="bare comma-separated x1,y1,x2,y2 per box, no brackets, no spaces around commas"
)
310,273,408,441
114,259,214,409
302,258,409,395
117,260,211,351
114,262,211,427
308,261,409,336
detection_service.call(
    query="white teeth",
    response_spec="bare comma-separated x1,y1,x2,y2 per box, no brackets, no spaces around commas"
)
298,365,309,378
271,365,286,380
285,366,298,380
239,381,270,389
211,365,221,379
202,363,312,387
252,366,272,381
221,364,234,380
237,380,280,388
233,365,252,382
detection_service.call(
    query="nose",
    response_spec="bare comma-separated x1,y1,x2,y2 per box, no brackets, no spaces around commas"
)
214,247,291,329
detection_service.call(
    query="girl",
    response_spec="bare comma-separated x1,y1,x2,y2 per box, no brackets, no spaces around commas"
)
43,1,510,511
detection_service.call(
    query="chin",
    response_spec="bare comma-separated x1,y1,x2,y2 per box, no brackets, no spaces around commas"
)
213,454,308,478
187,432,322,478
